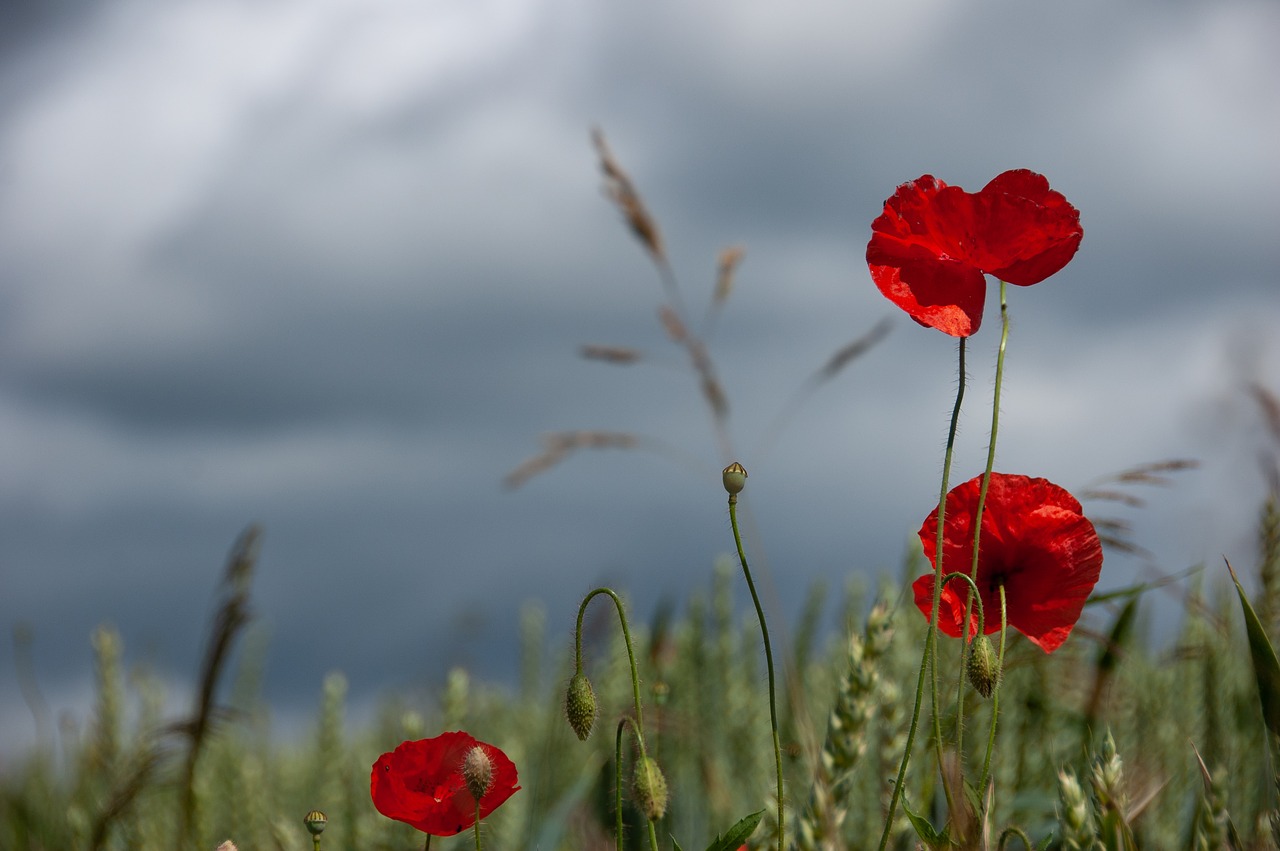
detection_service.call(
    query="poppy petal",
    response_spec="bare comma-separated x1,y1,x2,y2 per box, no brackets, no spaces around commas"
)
912,473,1102,653
866,171,1082,336
371,732,521,836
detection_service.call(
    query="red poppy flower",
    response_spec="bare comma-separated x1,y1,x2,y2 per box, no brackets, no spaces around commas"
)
911,473,1102,653
371,732,520,836
866,170,1082,336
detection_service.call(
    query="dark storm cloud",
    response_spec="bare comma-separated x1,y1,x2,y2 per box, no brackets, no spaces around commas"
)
1,0,1277,759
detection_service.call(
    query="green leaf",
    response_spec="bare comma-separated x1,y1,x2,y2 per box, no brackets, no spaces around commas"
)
903,796,951,849
1226,559,1280,737
701,810,764,851
673,840,684,851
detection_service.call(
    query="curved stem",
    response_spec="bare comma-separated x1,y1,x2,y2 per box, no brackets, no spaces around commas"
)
575,588,647,741
878,336,968,851
998,825,1033,850
615,720,627,851
728,496,785,851
577,589,659,851
979,585,1008,793
957,279,1009,760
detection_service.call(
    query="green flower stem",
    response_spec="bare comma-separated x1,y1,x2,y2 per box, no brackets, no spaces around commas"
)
940,572,985,636
575,588,648,750
727,494,785,851
576,589,659,851
615,720,626,851
474,799,482,851
997,825,1033,850
613,718,659,851
957,279,1010,763
979,585,1009,793
424,835,431,851
878,336,968,851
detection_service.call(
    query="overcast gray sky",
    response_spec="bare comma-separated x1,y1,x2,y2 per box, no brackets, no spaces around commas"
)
2,0,1278,759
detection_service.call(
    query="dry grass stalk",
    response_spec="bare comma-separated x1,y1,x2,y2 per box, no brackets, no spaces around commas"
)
658,305,688,344
504,431,639,489
713,245,746,305
592,128,665,265
1252,383,1280,442
817,318,893,382
1078,459,1197,555
580,344,642,364
174,526,261,846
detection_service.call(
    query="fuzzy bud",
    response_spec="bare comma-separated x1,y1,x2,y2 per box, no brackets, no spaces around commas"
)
303,810,328,836
632,755,669,821
722,462,748,496
462,746,493,803
966,635,1000,698
565,672,599,741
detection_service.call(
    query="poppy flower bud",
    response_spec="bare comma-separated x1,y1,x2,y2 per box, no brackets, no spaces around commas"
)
303,810,328,835
463,746,494,803
722,462,748,496
966,635,1000,698
632,755,668,821
565,672,598,741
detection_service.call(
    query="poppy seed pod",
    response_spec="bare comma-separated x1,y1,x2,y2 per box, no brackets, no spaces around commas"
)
565,672,598,741
722,462,748,496
632,755,668,821
303,810,328,835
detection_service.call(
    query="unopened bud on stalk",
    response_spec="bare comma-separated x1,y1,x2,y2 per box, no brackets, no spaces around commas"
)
632,755,669,821
966,635,1000,698
463,746,494,803
565,672,599,741
722,462,748,496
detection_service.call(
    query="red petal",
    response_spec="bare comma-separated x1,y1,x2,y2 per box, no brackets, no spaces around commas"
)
371,732,521,836
866,170,1081,334
867,176,987,336
912,473,1102,653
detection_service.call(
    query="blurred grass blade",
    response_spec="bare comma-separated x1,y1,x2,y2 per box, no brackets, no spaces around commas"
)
1082,596,1139,736
1225,558,1280,737
702,809,763,851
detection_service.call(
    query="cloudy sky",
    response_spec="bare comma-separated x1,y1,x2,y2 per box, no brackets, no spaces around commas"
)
2,0,1278,759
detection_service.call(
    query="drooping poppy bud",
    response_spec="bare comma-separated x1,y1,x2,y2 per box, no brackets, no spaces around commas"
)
966,635,1000,698
633,755,668,821
565,672,598,741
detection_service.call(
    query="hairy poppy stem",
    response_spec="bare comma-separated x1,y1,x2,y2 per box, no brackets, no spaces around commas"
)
574,588,648,746
958,280,1010,773
878,337,968,851
575,590,659,851
727,492,785,851
473,800,482,851
613,718,660,851
979,585,1009,793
